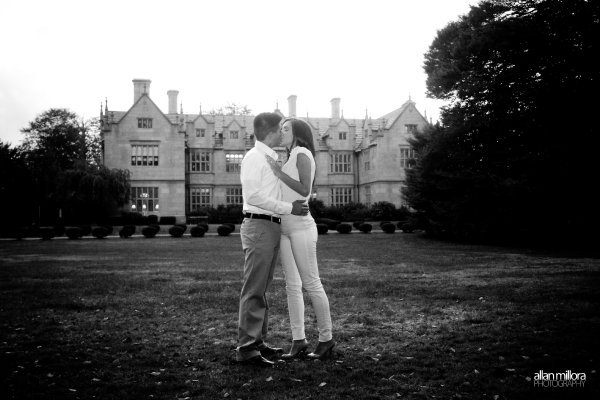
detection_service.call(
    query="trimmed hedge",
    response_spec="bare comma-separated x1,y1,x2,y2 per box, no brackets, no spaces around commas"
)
217,225,233,236
223,223,235,232
197,223,209,233
352,221,364,230
65,227,83,240
169,225,185,238
92,226,110,239
175,223,188,233
381,223,396,234
159,216,176,225
358,223,373,233
148,215,159,225
316,218,340,230
190,225,206,237
379,221,391,228
399,222,416,233
54,225,66,237
119,225,136,238
142,225,159,238
316,223,329,235
336,223,352,234
79,225,92,237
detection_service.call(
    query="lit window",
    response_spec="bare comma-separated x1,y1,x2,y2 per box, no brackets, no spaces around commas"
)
226,187,243,205
131,144,159,166
226,153,243,173
191,187,212,209
131,187,159,213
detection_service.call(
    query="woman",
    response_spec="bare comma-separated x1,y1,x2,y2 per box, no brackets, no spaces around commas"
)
264,118,335,360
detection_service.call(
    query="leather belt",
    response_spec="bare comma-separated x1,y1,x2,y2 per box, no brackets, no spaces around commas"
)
244,212,281,224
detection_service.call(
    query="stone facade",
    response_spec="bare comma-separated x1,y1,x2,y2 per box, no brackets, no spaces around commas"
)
100,79,429,220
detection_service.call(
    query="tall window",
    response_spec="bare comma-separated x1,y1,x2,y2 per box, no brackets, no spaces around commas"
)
191,187,212,209
226,153,243,173
364,160,370,171
137,118,153,129
190,150,211,172
405,124,417,134
230,130,239,139
399,146,415,169
196,128,205,137
330,152,352,173
339,131,347,140
226,187,243,205
131,187,159,213
364,185,371,206
331,187,353,206
131,144,159,166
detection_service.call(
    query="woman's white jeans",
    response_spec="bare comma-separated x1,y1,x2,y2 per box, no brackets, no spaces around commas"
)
280,216,332,342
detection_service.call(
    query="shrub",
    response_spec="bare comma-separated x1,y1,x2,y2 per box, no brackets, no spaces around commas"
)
197,222,209,233
103,225,114,235
358,223,373,233
169,225,185,238
92,226,110,239
336,223,352,234
142,226,159,238
65,227,83,240
379,221,391,228
381,223,396,234
12,227,28,240
316,223,328,235
223,223,235,232
371,201,397,221
159,216,176,225
308,198,326,219
119,225,136,238
400,222,416,233
148,214,158,224
352,221,364,230
316,218,340,230
217,225,233,236
190,225,206,237
39,227,55,240
176,223,188,233
79,225,92,236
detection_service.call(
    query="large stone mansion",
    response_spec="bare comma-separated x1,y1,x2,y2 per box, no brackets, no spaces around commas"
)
100,79,429,220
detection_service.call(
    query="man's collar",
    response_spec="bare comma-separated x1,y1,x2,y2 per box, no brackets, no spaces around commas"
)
255,140,278,160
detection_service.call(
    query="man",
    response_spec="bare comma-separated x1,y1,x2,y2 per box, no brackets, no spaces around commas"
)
236,112,308,367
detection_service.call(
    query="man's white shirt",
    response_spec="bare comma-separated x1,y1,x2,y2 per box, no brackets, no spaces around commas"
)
240,140,293,217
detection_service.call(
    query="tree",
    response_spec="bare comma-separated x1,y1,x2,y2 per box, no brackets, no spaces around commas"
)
0,141,34,233
406,0,599,245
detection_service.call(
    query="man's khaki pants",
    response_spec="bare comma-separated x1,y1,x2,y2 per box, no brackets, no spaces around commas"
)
236,218,281,361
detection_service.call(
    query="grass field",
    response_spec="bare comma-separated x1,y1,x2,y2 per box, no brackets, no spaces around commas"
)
1,232,599,399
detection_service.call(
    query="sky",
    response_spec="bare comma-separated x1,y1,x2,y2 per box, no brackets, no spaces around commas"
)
0,0,478,146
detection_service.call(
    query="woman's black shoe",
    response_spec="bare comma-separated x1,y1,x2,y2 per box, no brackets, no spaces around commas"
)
281,339,309,360
307,339,335,360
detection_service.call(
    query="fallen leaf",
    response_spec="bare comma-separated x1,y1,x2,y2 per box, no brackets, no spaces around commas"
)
474,369,480,374
525,377,531,381
521,355,530,360
266,376,273,382
319,382,327,387
506,368,516,372
493,396,499,400
150,371,161,376
450,348,456,353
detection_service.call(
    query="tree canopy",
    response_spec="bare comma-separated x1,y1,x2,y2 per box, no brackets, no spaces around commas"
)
405,0,599,246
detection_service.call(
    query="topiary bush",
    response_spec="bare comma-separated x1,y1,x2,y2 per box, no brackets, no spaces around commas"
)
190,225,206,237
316,223,329,235
53,225,65,237
102,225,114,236
197,222,209,233
176,223,188,233
379,221,391,228
148,214,159,225
142,225,159,238
316,218,340,230
336,223,352,234
39,227,55,240
169,225,185,238
381,223,396,234
358,223,373,233
119,225,136,238
92,226,110,239
65,227,84,240
217,225,233,236
400,222,416,233
79,225,92,237
352,221,364,230
223,223,235,232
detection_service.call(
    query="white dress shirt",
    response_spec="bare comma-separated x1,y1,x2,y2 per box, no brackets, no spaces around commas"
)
240,140,293,217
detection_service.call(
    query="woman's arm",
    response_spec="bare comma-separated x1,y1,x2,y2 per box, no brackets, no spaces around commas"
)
265,153,312,197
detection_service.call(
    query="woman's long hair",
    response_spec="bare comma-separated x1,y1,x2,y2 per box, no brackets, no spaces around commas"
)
283,118,316,157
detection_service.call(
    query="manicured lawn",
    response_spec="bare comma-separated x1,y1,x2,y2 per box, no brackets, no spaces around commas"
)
1,233,599,399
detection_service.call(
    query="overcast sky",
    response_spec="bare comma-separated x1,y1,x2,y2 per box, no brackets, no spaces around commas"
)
0,0,477,146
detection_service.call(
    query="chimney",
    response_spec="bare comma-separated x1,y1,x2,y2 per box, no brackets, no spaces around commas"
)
330,97,340,120
133,79,151,104
167,90,179,114
287,95,297,118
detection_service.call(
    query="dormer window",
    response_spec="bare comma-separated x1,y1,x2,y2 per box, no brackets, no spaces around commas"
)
339,131,347,140
230,130,239,139
137,118,153,129
196,128,205,137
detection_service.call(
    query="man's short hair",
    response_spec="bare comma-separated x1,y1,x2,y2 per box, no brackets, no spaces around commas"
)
253,112,282,141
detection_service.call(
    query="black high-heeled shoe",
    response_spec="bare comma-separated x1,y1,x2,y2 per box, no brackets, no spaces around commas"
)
281,339,309,360
307,339,335,360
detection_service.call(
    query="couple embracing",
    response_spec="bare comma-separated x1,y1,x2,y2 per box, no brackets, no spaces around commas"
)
235,112,335,367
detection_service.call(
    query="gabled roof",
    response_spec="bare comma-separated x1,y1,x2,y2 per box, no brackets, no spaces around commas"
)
378,99,415,129
116,94,174,126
